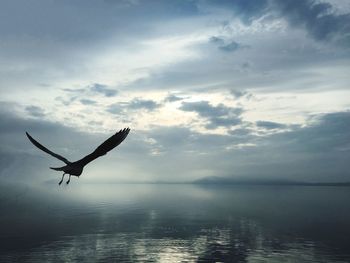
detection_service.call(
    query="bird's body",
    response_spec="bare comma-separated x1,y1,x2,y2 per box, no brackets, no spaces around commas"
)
26,128,130,185
50,162,83,176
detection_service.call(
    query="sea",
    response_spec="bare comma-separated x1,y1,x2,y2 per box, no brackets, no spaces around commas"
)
0,183,349,262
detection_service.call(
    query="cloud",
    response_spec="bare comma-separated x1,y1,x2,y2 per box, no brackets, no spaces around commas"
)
59,84,115,106
209,36,249,52
127,98,161,111
209,36,225,45
164,94,184,102
228,111,350,181
90,83,118,97
180,101,243,129
107,98,161,115
272,0,350,44
228,128,253,137
140,110,350,181
25,105,45,118
230,90,248,99
219,41,241,52
236,111,350,179
280,111,350,153
256,121,287,130
205,0,350,45
80,99,97,105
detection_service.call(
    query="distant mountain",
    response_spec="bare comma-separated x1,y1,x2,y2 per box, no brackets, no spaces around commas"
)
193,176,350,186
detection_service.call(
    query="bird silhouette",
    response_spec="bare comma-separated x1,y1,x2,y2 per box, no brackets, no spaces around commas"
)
26,128,130,185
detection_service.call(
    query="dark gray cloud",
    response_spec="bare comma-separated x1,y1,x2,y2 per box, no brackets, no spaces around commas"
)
225,111,350,181
59,84,116,107
107,98,161,115
230,90,248,99
219,41,241,52
228,128,253,137
164,94,184,103
209,36,225,45
180,101,243,129
245,111,350,180
272,0,350,44
277,111,350,153
80,99,97,105
144,110,350,181
127,98,161,111
59,84,116,106
180,101,241,118
90,84,118,97
209,36,248,52
256,121,287,130
25,105,45,118
205,0,350,45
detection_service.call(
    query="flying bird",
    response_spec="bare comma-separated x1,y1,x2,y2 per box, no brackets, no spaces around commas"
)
26,128,130,185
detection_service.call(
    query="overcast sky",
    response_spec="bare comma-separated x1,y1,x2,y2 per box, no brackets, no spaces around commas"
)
1,0,349,184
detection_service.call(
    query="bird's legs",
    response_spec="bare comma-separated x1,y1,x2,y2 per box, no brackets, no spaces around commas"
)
59,173,66,185
66,175,71,185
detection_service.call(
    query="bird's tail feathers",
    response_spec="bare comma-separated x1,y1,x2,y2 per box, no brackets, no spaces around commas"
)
50,166,66,171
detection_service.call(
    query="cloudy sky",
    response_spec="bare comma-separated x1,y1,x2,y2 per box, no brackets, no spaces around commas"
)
1,0,350,184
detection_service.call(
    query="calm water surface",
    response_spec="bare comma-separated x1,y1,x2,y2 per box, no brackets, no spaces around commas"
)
0,183,349,262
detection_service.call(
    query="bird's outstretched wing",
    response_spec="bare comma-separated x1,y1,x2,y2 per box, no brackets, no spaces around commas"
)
77,128,130,167
25,132,70,164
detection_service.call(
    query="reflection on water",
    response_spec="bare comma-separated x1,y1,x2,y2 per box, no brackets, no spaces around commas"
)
0,183,350,262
